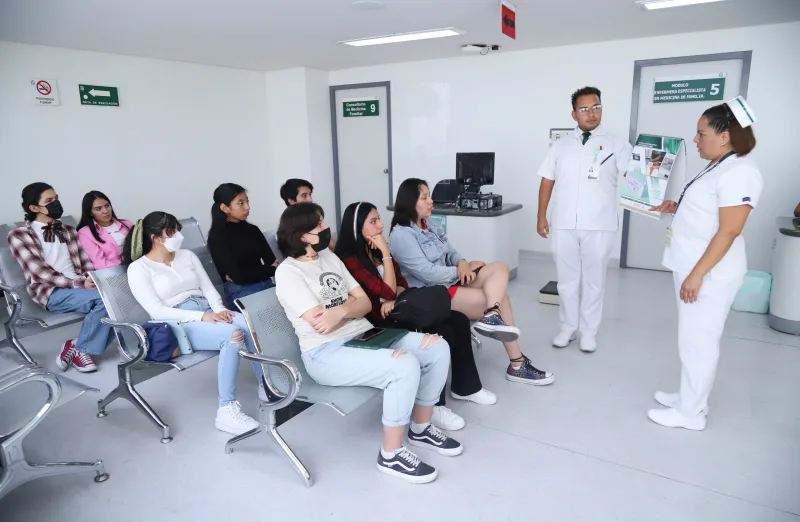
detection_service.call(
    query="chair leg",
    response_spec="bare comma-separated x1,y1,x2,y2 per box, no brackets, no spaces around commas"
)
0,447,108,502
97,383,172,443
224,425,263,454
1,325,36,365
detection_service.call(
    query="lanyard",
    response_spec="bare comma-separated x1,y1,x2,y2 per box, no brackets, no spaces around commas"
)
673,151,736,216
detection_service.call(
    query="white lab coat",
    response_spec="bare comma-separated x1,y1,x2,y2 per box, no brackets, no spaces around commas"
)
538,125,632,337
663,155,763,418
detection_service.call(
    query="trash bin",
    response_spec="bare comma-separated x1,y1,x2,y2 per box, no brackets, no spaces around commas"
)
731,270,772,314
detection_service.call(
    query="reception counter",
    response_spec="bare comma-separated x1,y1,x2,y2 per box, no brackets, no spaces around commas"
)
386,203,523,279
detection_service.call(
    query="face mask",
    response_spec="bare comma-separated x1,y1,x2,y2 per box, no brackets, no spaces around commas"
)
310,228,331,253
44,200,64,220
163,231,184,252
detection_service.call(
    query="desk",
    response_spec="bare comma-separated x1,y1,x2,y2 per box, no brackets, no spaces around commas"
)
386,204,523,280
769,217,800,335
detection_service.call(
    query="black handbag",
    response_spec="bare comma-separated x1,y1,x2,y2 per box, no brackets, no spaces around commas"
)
389,286,451,329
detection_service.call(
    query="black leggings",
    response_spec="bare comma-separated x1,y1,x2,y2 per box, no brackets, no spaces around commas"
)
377,311,482,406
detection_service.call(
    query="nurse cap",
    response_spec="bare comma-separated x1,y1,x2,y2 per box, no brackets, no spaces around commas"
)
726,96,757,128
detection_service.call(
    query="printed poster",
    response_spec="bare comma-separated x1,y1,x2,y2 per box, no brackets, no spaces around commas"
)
620,134,685,219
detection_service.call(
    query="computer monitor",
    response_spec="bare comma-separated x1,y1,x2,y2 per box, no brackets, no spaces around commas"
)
456,152,494,189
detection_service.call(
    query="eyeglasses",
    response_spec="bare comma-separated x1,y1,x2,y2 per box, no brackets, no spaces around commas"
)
576,104,603,114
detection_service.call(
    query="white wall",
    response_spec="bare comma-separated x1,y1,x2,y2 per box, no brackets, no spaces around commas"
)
328,22,800,272
262,67,335,231
0,41,269,233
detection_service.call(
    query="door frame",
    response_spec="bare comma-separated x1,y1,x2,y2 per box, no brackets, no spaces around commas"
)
329,81,393,228
619,51,752,268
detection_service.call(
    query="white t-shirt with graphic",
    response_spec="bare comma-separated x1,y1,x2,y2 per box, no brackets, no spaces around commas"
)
102,222,127,250
275,249,372,352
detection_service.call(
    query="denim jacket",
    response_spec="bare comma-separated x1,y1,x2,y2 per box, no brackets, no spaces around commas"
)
388,220,465,289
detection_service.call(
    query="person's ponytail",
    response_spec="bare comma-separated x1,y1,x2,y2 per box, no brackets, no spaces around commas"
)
210,183,247,234
728,118,756,157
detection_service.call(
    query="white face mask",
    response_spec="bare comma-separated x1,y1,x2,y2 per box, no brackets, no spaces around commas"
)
163,231,184,253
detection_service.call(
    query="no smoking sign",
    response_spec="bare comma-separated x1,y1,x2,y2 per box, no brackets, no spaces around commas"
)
31,78,60,106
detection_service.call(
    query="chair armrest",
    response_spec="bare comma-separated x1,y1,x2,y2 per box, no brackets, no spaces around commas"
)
0,282,22,327
101,318,149,365
0,366,61,442
237,350,302,409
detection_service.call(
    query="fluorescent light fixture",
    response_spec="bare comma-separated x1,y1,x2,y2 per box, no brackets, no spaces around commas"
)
339,28,464,47
637,0,724,10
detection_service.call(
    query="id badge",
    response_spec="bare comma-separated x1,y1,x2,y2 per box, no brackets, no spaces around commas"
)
587,165,599,180
665,227,673,247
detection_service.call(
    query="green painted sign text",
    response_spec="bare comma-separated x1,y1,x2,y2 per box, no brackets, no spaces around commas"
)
653,77,725,104
79,84,120,106
344,100,379,117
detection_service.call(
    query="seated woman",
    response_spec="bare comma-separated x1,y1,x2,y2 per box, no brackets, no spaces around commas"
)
77,190,135,269
207,183,278,309
125,211,263,436
388,178,554,387
8,182,114,373
275,202,461,484
335,202,497,431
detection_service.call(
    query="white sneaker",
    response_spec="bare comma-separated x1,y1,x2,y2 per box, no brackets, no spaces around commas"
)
654,391,709,415
552,331,576,348
647,407,706,431
258,383,268,402
579,336,597,353
215,401,260,435
450,388,497,405
431,406,465,431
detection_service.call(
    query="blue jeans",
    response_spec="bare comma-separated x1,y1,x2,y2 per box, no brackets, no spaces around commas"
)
301,332,450,427
47,288,114,356
223,279,275,311
174,297,262,406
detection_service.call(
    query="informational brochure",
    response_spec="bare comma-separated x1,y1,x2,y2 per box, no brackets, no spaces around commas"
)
620,134,685,219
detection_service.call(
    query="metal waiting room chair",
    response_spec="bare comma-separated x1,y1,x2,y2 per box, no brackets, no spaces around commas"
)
0,354,108,501
264,228,283,263
90,265,218,443
226,289,380,488
179,217,225,296
0,217,85,365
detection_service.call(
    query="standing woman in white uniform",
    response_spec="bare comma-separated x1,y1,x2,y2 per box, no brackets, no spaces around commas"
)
648,97,762,431
537,87,632,353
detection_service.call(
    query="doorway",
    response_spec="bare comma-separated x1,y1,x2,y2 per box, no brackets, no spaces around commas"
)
620,51,752,271
330,82,393,227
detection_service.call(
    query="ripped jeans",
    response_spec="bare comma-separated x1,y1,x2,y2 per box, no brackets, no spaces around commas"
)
174,297,263,406
301,332,450,427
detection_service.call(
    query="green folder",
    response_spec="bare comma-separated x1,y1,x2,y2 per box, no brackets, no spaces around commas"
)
344,328,408,350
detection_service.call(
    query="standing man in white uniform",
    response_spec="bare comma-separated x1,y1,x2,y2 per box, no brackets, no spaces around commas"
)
536,87,631,353
647,97,762,430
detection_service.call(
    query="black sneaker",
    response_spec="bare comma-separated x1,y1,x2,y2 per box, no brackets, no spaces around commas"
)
377,447,438,484
408,423,463,456
473,303,520,342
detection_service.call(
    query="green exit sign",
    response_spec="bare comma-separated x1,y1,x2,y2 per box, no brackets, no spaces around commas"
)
343,98,379,117
79,84,120,106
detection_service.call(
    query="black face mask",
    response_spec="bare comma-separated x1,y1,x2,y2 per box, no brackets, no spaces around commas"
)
310,228,331,252
44,200,64,220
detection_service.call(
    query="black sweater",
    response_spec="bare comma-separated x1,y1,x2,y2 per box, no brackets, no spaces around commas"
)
207,220,277,285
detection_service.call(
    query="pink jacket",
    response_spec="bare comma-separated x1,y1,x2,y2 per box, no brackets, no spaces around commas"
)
77,219,135,270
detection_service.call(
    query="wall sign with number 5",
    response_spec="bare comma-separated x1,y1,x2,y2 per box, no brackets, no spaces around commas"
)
343,97,380,117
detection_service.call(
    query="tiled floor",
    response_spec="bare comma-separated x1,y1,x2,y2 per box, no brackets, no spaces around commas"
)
2,254,798,521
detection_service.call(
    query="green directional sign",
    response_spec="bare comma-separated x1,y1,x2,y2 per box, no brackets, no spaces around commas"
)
343,99,379,117
653,75,725,104
79,84,120,106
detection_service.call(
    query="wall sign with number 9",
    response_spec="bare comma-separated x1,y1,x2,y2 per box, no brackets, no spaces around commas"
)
370,103,376,113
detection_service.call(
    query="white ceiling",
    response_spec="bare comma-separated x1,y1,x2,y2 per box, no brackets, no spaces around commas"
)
1,0,798,72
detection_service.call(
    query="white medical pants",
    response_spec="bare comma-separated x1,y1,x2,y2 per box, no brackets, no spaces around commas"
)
552,229,616,338
673,271,743,418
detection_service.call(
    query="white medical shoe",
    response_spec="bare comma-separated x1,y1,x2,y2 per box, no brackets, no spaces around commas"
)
451,388,497,405
579,336,597,353
654,391,709,415
647,407,706,431
215,401,260,435
552,331,577,348
431,406,466,431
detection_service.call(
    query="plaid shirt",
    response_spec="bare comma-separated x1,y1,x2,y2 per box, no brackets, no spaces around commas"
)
7,221,94,307
341,255,408,321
